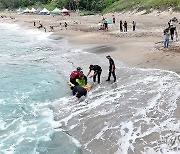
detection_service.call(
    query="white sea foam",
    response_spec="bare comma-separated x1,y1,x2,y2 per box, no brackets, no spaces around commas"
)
0,118,6,130
0,23,21,31
24,29,53,40
53,67,180,154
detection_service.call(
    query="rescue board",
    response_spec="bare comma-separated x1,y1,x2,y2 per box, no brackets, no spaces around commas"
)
68,82,92,90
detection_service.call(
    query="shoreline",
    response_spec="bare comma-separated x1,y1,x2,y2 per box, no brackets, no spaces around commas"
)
1,11,180,74
1,11,180,154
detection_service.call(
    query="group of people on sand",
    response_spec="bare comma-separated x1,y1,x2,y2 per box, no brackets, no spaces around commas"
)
69,55,116,99
98,17,136,32
163,18,179,48
1,15,15,19
98,17,109,31
120,20,136,32
33,21,68,32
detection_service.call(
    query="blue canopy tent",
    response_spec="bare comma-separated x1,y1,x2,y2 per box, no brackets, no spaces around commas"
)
17,7,24,14
40,8,50,15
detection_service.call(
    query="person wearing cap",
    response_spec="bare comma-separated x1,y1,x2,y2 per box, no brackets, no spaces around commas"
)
70,67,82,86
106,55,116,82
87,65,102,84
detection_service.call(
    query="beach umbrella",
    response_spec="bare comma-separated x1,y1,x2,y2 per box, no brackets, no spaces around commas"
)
30,8,36,13
61,8,70,13
51,8,60,14
24,8,30,13
105,19,112,24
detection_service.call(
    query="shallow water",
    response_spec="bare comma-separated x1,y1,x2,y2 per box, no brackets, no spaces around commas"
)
0,22,180,154
53,67,180,154
0,23,81,154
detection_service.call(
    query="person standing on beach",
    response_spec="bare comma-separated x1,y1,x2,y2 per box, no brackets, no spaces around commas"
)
60,22,62,30
112,13,115,24
106,55,116,82
170,25,176,41
132,21,136,31
120,20,123,32
44,27,46,32
104,19,108,31
123,21,127,32
87,65,102,84
49,25,54,32
64,22,68,30
164,28,170,48
33,21,36,27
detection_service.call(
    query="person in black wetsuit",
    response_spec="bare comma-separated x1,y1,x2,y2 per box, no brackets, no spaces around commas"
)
106,55,116,82
87,65,102,84
72,85,87,98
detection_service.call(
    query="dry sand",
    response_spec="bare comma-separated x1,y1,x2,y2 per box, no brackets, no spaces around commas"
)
1,10,180,73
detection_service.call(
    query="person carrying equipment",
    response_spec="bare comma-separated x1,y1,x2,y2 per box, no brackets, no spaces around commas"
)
70,67,82,86
72,85,87,98
87,65,102,84
106,55,116,82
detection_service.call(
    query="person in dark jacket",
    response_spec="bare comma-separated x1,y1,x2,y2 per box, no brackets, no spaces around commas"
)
87,65,102,84
106,55,116,82
132,21,136,31
120,20,123,32
123,21,127,32
170,25,176,41
72,85,87,98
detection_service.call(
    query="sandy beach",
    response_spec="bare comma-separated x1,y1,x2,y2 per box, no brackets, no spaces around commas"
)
1,10,180,74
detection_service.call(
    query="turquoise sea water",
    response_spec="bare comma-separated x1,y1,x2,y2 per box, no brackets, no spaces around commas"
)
0,23,81,154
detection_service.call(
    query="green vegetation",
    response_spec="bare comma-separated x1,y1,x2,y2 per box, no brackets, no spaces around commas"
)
104,0,180,13
0,0,180,12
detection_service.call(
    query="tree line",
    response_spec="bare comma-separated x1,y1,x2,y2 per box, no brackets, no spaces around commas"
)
0,0,118,12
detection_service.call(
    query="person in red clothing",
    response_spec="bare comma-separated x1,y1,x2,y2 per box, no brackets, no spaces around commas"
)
70,67,82,86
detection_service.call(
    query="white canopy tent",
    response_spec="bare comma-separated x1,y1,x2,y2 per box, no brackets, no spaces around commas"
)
40,8,50,15
30,8,36,13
